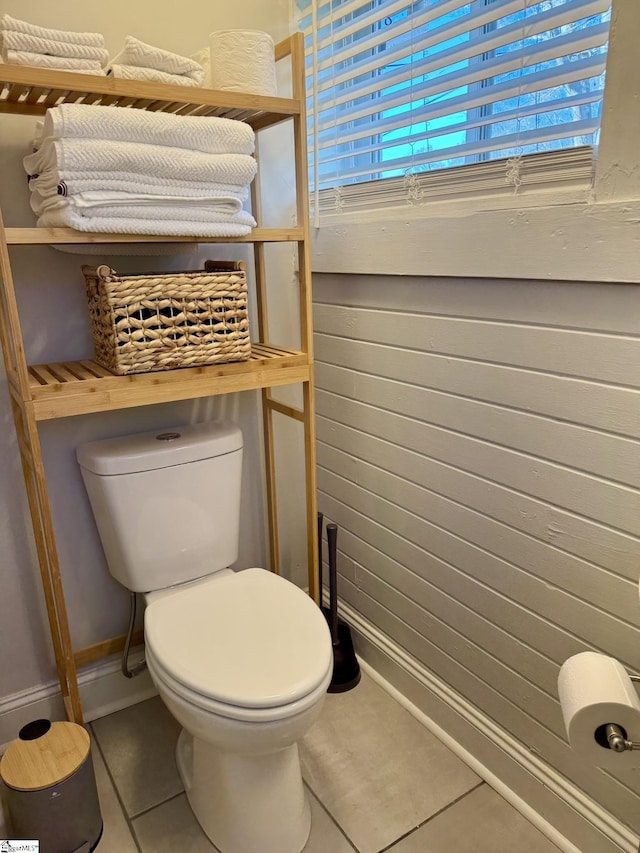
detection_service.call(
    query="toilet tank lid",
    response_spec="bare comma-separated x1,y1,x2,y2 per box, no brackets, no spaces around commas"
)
76,420,242,476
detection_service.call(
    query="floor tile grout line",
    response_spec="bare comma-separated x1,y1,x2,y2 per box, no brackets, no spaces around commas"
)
133,791,225,852
303,780,360,852
90,677,492,853
376,780,486,853
89,721,143,853
128,789,186,822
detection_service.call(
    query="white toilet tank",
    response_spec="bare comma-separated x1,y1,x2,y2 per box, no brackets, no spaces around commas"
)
77,421,243,593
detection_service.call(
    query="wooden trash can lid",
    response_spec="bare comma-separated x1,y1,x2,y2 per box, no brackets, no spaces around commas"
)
0,720,90,792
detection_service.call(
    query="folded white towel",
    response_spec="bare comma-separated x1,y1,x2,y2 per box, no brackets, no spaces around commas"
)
0,30,109,63
36,197,255,225
191,48,211,88
25,138,257,187
53,244,200,257
4,50,104,74
39,103,255,156
37,207,255,237
58,189,244,210
110,36,204,84
31,188,245,216
28,170,251,200
107,64,199,88
1,14,105,48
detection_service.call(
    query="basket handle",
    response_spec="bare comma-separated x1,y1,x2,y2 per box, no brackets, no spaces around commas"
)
203,260,246,273
81,264,114,281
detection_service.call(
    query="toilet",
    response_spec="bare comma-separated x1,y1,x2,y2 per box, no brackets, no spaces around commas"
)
77,420,333,853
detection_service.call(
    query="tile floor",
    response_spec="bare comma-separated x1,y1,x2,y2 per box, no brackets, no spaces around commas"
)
83,670,561,853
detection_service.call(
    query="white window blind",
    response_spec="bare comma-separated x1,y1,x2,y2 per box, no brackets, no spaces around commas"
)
298,0,611,212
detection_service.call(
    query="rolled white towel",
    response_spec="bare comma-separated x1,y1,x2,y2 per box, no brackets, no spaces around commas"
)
191,47,211,88
110,36,204,84
28,170,251,200
4,50,104,74
0,30,109,63
25,137,258,187
38,103,255,156
37,207,255,237
1,14,105,48
107,64,199,88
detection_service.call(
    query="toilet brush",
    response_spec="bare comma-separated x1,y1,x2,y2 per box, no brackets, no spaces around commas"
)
326,522,361,693
317,511,329,619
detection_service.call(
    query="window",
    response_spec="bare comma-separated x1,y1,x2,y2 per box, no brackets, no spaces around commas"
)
298,0,611,214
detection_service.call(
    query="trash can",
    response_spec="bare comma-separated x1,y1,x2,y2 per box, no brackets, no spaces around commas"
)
0,719,103,852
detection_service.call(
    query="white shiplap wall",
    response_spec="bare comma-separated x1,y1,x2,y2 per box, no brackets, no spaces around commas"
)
313,272,640,842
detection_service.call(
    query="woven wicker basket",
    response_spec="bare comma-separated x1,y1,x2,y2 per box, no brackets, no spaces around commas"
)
82,260,250,375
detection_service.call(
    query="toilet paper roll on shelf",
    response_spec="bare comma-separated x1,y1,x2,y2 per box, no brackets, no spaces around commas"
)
208,30,277,97
558,651,640,769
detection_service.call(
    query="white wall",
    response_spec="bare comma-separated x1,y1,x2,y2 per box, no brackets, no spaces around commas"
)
314,271,640,850
0,0,295,714
307,6,640,847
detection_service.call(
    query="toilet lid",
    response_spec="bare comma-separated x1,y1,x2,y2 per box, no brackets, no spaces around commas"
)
144,569,333,709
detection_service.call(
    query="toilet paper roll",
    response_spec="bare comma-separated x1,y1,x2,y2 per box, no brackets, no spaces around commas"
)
209,30,277,97
558,651,640,769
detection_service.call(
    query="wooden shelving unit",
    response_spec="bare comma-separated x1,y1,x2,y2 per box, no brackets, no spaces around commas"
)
0,33,317,724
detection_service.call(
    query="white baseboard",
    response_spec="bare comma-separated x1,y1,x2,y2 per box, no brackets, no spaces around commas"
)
0,651,157,752
341,601,639,853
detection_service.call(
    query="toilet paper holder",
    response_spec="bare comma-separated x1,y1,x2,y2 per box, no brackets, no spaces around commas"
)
602,674,640,753
602,723,639,752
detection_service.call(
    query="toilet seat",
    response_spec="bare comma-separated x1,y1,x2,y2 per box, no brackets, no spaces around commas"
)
146,643,333,723
144,568,333,721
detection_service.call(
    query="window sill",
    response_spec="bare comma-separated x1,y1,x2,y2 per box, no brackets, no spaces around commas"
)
310,192,640,284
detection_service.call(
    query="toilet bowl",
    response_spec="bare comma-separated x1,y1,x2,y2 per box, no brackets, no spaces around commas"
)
76,421,334,853
143,569,333,853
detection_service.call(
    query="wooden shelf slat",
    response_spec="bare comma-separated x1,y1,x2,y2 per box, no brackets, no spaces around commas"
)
5,226,304,245
26,344,311,420
0,65,299,127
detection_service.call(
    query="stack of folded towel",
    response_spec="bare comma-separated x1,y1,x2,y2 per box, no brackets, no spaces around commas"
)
23,103,258,237
108,36,204,87
0,14,108,75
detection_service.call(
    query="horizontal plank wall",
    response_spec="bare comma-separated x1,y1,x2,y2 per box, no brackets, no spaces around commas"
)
313,273,640,849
